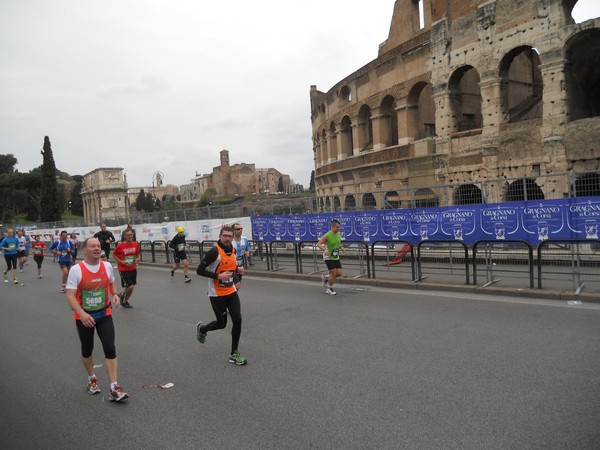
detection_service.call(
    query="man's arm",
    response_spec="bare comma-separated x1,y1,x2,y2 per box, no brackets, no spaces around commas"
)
196,246,220,279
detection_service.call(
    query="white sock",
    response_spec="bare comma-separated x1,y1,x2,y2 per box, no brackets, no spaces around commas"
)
110,382,118,391
88,374,96,381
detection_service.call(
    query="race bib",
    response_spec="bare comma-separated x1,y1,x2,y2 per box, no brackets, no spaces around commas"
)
218,273,234,287
82,290,106,311
8,243,16,250
125,255,135,265
33,248,42,255
177,243,185,251
331,249,339,258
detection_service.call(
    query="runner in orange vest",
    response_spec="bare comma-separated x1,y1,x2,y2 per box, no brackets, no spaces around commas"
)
195,226,247,365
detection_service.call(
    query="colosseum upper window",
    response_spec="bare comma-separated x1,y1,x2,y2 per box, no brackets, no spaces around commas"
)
339,86,352,105
449,66,483,132
565,29,600,121
500,46,543,123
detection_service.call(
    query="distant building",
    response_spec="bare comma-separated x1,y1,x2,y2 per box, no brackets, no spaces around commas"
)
183,149,291,201
81,168,129,223
127,184,179,207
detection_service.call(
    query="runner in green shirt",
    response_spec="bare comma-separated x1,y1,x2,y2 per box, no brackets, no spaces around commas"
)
317,219,346,295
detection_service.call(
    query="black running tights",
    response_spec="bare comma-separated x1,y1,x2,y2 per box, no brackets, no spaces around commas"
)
76,315,117,359
202,292,242,354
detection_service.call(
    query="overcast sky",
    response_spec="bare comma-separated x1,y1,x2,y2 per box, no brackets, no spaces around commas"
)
1,1,598,189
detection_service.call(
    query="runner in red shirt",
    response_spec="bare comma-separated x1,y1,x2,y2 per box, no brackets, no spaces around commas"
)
31,235,47,279
112,229,140,309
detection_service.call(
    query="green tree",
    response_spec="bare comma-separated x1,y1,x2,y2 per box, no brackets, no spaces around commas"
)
135,189,146,211
198,187,216,207
70,175,84,216
144,192,155,212
0,154,18,174
277,176,284,193
40,136,61,222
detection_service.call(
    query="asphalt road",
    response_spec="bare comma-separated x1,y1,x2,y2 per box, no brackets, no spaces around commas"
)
1,263,599,449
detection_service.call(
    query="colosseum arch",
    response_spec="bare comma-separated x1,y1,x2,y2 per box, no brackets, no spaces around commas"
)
333,196,341,212
328,122,337,162
448,66,483,132
325,197,332,212
506,178,544,202
565,29,600,121
320,129,328,164
357,104,374,151
362,193,377,210
379,95,399,147
573,172,600,197
407,82,436,139
344,194,356,211
384,191,401,209
339,85,352,105
340,115,353,157
453,184,483,205
499,46,543,123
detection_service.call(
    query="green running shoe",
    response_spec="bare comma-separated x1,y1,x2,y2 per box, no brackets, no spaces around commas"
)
196,322,206,344
229,351,247,366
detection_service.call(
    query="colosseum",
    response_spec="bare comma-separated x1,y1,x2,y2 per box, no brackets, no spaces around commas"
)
310,0,600,212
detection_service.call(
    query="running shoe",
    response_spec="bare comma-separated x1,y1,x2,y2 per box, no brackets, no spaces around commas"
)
3,271,7,283
321,274,329,287
184,276,191,283
229,351,247,366
19,268,24,273
117,292,125,302
325,287,337,296
122,301,133,309
170,270,174,278
87,376,101,395
13,279,19,284
38,275,43,279
196,321,206,344
109,385,129,402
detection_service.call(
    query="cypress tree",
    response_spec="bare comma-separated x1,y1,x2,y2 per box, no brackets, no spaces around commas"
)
40,136,61,222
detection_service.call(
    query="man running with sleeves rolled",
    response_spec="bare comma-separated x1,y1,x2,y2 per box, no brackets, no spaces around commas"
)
195,226,247,365
65,237,128,402
112,229,140,309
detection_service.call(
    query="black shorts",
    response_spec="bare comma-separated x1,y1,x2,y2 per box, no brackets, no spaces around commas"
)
119,269,137,288
173,251,187,263
325,259,342,270
17,250,26,258
59,260,72,270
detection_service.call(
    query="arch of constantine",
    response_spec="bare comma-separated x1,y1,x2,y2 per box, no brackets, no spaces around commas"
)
310,0,600,211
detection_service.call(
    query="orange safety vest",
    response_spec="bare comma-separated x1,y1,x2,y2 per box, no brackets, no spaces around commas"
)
206,244,237,297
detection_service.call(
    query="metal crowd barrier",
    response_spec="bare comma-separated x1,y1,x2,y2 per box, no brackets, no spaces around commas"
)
370,240,415,281
537,239,600,294
416,240,470,285
138,238,599,294
473,240,534,289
